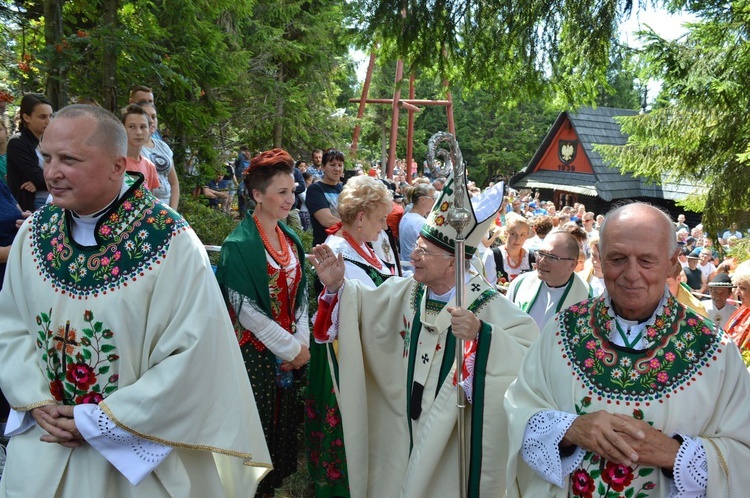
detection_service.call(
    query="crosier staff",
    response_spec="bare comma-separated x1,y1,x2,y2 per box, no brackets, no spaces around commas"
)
426,131,471,498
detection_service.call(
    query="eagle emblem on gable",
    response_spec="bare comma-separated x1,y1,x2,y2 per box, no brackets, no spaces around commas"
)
558,139,578,164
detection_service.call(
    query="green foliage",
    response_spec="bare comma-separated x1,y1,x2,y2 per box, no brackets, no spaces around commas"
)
351,0,639,106
178,195,239,247
597,1,750,235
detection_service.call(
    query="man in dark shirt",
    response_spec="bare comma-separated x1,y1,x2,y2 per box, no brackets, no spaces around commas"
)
683,249,703,292
305,149,343,247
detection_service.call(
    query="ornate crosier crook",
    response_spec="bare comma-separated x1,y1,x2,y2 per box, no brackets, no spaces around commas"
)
427,131,470,498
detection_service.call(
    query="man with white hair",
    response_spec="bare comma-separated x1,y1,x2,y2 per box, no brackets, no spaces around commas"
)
505,202,750,498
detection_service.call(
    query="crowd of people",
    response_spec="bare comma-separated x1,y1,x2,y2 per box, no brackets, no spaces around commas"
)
1,89,750,498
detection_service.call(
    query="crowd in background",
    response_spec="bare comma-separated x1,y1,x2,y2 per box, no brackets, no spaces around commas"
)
2,87,750,497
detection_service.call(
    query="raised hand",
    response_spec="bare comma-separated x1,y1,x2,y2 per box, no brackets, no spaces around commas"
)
309,244,345,292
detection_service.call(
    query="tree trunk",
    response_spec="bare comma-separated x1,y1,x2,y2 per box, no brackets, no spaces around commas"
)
44,0,66,108
102,0,119,112
273,67,284,148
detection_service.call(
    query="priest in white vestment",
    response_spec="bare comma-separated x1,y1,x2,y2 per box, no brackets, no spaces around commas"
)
507,230,590,331
0,105,271,497
505,203,750,498
311,174,539,497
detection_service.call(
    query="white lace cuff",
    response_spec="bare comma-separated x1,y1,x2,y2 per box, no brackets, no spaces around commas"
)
666,433,707,498
75,404,173,485
521,410,585,488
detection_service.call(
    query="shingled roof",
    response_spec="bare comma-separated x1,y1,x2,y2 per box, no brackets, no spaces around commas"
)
511,106,700,201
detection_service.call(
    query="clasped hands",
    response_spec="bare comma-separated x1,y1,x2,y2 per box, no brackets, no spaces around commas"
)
562,410,681,469
31,404,85,448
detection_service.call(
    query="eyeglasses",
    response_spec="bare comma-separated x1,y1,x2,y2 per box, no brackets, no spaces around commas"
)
411,244,454,259
536,250,575,262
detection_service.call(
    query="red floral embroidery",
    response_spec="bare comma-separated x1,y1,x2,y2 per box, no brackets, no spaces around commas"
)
571,469,595,498
66,363,97,389
601,461,634,492
76,392,104,404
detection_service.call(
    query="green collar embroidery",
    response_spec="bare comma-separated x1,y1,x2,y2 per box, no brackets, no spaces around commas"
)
32,176,188,298
559,294,722,402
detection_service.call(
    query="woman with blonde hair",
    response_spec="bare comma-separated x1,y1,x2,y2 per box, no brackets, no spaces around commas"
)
483,212,535,287
399,182,435,256
306,175,397,497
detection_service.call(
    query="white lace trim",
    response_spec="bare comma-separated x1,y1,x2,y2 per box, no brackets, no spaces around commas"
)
667,433,707,498
521,410,584,488
75,404,172,485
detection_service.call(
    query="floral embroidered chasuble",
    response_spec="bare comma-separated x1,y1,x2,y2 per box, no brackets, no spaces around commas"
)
0,175,271,497
329,274,537,498
506,293,750,498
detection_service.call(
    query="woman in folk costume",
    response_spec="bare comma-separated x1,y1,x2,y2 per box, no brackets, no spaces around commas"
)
482,211,535,288
727,260,750,364
306,176,398,497
215,149,310,498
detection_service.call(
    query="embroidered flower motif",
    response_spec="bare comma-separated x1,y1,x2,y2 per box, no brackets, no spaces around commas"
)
570,469,595,498
657,371,669,383
326,465,342,480
435,215,445,226
664,352,676,362
595,348,606,359
620,357,632,367
611,369,623,379
684,350,696,361
99,224,112,237
325,407,340,427
76,391,104,404
649,358,661,370
440,201,449,212
601,462,634,492
628,370,639,381
65,363,97,389
49,380,64,400
584,358,595,368
585,340,597,350
40,309,120,404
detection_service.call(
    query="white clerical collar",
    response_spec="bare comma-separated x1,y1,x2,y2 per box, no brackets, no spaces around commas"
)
605,286,670,350
427,272,473,303
69,182,127,246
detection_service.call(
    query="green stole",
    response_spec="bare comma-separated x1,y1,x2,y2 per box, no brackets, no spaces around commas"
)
405,282,496,495
518,273,576,315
